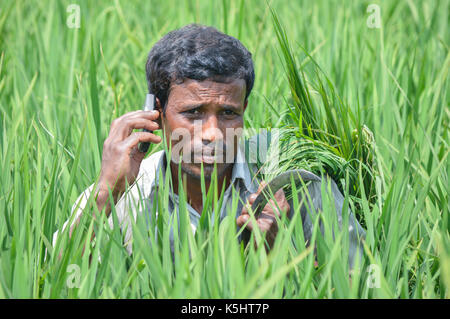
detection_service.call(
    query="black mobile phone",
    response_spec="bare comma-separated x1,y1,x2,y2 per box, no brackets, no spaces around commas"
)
138,94,155,153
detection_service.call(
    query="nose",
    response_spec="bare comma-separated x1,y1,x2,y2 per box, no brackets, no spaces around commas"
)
202,114,221,144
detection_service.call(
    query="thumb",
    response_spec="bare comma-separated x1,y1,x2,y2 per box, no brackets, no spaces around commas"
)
236,214,249,228
256,180,267,194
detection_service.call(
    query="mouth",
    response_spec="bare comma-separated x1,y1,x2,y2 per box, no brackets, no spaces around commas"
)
187,145,227,165
193,155,221,164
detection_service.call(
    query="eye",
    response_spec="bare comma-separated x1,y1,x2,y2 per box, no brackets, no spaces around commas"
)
223,110,237,116
184,108,201,116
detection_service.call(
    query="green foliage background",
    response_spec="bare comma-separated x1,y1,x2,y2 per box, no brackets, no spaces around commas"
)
0,0,448,298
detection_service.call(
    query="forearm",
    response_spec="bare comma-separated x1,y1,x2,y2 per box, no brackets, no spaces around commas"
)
68,184,121,238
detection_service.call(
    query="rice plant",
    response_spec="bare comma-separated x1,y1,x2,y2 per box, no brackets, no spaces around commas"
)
0,0,448,298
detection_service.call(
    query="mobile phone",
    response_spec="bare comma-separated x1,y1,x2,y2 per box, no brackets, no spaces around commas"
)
137,93,156,153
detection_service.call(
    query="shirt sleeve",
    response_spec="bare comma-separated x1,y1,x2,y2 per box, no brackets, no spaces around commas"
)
288,176,366,270
51,183,138,258
52,183,96,248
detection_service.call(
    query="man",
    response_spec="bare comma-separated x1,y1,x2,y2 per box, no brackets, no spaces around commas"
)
54,24,365,268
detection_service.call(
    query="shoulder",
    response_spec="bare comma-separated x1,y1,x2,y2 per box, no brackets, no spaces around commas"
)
244,129,274,155
241,129,276,171
139,149,165,179
132,149,165,192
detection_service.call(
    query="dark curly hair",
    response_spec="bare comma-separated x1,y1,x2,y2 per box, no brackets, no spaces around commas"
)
145,24,255,111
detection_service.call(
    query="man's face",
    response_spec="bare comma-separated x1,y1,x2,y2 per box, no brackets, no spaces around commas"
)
160,78,247,181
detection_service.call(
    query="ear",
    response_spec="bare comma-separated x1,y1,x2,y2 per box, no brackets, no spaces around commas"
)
155,97,162,112
243,99,248,111
155,97,164,127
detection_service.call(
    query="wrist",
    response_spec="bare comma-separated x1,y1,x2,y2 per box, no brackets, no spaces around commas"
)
93,183,122,218
97,176,120,194
96,181,121,202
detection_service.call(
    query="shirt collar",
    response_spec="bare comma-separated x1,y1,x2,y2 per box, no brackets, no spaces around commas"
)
231,140,259,193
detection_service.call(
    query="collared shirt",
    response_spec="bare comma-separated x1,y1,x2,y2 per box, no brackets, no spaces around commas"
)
54,137,260,256
54,132,365,269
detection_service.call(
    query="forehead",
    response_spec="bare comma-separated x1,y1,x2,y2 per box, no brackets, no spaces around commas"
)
168,78,246,105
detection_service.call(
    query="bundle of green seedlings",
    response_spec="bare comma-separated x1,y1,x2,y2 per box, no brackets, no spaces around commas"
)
250,10,379,226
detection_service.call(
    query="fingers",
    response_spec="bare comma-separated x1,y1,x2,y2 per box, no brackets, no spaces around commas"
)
266,194,290,217
238,193,255,229
109,110,161,142
256,180,267,194
240,191,257,216
247,181,289,214
238,179,289,231
265,199,281,217
246,189,289,219
237,180,288,250
274,187,285,201
275,188,290,215
240,180,266,214
121,131,162,151
236,214,257,232
111,110,160,132
240,179,270,220
236,214,250,229
236,212,274,231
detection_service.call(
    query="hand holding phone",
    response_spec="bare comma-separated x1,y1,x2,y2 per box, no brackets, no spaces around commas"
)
138,94,156,153
97,95,161,206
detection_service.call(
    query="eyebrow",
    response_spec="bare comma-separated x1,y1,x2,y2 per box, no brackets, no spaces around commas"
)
182,103,241,111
